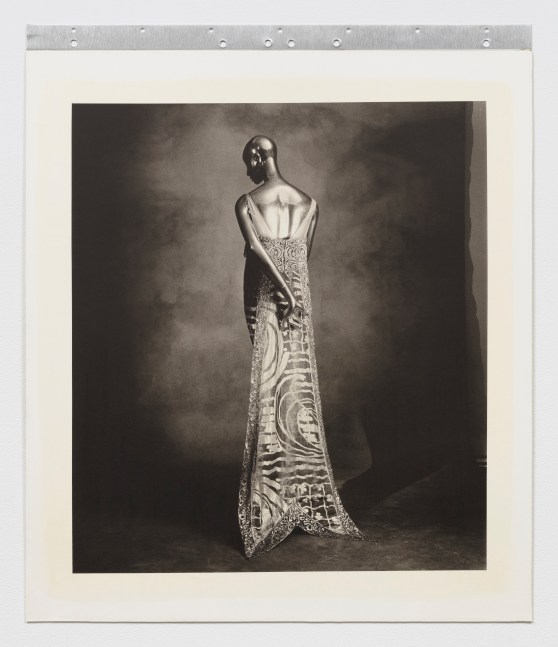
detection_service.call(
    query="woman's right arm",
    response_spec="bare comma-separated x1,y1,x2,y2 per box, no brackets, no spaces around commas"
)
235,195,303,322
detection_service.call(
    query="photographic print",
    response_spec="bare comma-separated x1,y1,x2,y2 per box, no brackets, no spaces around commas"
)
71,101,487,573
25,47,532,621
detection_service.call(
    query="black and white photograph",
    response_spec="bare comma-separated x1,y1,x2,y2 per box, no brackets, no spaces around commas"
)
71,100,488,573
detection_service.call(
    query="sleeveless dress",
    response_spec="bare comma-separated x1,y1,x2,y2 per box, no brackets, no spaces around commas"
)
238,193,368,559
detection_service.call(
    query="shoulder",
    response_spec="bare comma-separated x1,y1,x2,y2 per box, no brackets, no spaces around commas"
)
235,194,249,215
306,193,319,215
292,185,317,213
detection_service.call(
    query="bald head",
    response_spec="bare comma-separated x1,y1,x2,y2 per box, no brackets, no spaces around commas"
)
242,135,279,184
242,135,277,165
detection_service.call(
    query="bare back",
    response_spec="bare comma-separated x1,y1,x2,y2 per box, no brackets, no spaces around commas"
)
248,183,312,239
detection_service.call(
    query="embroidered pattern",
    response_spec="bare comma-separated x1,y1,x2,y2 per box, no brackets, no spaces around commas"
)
239,199,368,558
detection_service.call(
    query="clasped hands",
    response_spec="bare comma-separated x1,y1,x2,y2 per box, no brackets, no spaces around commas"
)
275,289,307,331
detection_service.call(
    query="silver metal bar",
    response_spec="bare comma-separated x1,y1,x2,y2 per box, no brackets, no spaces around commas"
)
27,24,531,51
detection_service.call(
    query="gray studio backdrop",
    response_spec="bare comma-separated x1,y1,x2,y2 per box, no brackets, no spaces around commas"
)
72,102,486,535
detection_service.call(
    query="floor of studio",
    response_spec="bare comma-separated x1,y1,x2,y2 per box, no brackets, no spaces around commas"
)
73,464,486,573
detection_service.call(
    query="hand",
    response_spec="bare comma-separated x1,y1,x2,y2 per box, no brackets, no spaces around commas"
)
281,293,307,331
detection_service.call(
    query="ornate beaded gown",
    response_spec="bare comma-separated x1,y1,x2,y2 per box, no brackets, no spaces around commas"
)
238,193,368,559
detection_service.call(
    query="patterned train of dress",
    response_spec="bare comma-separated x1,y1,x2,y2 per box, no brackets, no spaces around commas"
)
238,193,368,559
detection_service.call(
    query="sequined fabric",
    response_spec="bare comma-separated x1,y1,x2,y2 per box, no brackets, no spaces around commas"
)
238,195,368,559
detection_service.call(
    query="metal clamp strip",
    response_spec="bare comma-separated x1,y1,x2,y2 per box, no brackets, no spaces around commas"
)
27,24,532,51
